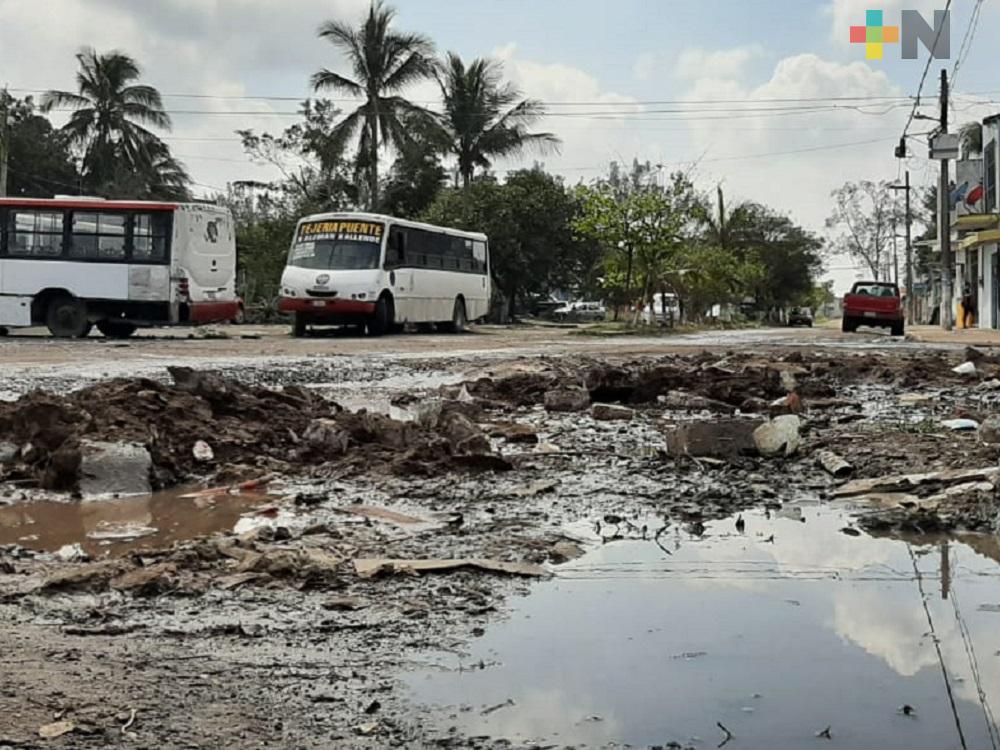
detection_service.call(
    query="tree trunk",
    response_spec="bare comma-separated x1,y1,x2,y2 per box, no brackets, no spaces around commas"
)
369,111,379,211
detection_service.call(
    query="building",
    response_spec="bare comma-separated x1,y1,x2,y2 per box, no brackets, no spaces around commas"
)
952,115,1000,328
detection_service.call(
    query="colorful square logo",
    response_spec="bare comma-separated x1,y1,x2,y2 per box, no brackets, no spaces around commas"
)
850,9,900,60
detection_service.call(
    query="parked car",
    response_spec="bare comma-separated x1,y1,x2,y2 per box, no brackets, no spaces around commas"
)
842,281,904,336
554,301,606,322
788,307,813,327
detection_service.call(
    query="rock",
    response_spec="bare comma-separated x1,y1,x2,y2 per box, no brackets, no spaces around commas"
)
54,543,89,563
768,393,802,416
550,541,585,563
192,440,214,462
544,388,590,413
753,415,801,457
441,413,490,455
302,419,350,454
664,420,761,459
591,403,635,421
39,560,128,593
323,595,369,611
79,440,152,498
953,361,977,376
660,390,734,413
38,720,76,739
0,441,18,463
942,418,979,431
110,563,177,596
487,422,539,444
965,346,987,363
779,370,798,393
981,417,1000,445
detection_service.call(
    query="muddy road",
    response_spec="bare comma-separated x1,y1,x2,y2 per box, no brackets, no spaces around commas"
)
3,325,1000,749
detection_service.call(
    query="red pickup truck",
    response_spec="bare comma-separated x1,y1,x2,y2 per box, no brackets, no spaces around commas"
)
841,281,904,336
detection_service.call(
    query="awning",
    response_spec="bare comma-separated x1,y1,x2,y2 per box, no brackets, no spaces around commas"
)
954,214,1000,231
959,228,1000,251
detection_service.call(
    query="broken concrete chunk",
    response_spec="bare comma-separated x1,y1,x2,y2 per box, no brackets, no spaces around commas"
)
591,403,635,421
192,440,214,462
78,440,152,499
815,450,853,478
441,412,490,455
659,390,734,412
664,420,760,459
38,720,76,739
0,441,18,463
487,422,539,444
753,416,801,457
543,388,590,413
981,417,1000,445
110,562,177,596
54,543,89,563
953,361,977,376
353,558,548,579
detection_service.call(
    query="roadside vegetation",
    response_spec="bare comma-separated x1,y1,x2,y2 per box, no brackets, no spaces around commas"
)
3,0,831,324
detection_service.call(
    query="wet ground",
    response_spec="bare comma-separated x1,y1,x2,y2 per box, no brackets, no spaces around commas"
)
4,325,1000,748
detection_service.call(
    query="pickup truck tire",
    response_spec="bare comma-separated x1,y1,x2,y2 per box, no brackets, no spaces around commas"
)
841,317,855,333
891,321,905,337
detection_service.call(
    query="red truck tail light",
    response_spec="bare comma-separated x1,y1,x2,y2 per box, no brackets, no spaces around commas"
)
177,277,190,300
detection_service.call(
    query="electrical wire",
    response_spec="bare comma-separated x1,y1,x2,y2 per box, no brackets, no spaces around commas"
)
901,0,954,140
951,0,986,89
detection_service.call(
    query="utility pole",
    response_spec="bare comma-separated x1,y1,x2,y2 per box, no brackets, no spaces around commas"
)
939,69,953,330
0,85,9,198
891,172,915,321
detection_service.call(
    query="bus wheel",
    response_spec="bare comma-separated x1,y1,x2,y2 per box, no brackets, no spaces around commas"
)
367,295,392,337
442,297,468,333
96,321,137,339
292,313,308,338
46,295,90,338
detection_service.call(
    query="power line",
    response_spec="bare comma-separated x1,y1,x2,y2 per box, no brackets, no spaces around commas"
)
951,0,986,89
901,0,954,140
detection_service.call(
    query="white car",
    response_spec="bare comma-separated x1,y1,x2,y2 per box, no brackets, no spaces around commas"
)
554,301,606,322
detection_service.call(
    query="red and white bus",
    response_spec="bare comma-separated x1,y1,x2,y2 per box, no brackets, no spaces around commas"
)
0,197,241,337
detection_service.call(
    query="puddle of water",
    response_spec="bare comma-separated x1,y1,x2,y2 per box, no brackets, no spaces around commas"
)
405,507,1000,749
0,487,277,557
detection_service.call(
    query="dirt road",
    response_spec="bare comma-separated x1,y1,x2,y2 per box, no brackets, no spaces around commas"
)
2,325,999,749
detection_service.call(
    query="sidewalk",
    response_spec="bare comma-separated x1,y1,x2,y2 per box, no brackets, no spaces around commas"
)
905,324,1000,346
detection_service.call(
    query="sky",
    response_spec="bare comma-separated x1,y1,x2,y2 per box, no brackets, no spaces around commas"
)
1,0,997,293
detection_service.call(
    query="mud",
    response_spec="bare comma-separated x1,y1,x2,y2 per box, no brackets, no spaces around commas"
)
4,340,1000,747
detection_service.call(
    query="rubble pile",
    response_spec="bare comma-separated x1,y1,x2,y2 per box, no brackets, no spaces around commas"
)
0,367,509,493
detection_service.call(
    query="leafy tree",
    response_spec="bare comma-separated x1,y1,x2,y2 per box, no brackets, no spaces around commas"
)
435,53,559,189
423,168,583,319
238,99,358,209
311,1,436,209
959,121,983,159
826,180,901,281
380,112,448,218
0,94,80,197
41,48,188,199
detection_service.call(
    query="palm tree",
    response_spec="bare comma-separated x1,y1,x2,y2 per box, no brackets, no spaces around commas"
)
311,2,436,210
41,48,175,192
437,53,560,189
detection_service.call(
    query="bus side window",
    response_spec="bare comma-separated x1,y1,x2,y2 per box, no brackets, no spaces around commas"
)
386,229,405,268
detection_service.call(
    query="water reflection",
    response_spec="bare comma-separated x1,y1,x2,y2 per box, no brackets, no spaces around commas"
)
405,508,1000,749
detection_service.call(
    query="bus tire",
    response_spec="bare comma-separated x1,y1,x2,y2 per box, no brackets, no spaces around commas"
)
46,295,90,338
292,313,308,338
367,295,392,337
441,297,468,334
96,321,137,339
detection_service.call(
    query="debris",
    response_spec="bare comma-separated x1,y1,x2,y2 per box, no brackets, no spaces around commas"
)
54,543,89,563
534,442,562,454
323,596,369,611
941,418,979,431
899,393,933,406
664,420,760,459
38,720,76,739
481,698,515,716
591,403,635,421
121,708,137,735
953,361,977,376
341,505,426,525
717,721,735,746
110,563,178,596
192,440,214,462
768,393,802,415
353,558,548,579
487,422,539,444
543,388,590,413
0,441,18,463
79,440,153,498
815,450,853,478
816,725,833,739
840,527,861,537
753,415,801,457
735,515,745,533
833,467,1000,498
302,419,350,453
354,722,379,736
513,479,559,497
659,390,734,413
550,541,585,563
898,704,916,716
980,417,1000,445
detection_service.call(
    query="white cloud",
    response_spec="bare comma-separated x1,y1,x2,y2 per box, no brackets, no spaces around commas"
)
675,45,762,82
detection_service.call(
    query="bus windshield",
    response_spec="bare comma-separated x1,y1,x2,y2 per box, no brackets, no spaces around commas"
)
288,219,384,270
288,240,380,270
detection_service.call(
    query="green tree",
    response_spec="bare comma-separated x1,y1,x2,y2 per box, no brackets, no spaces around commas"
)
0,94,80,197
423,168,583,319
436,53,559,189
826,180,900,281
381,112,448,218
41,48,188,198
311,1,436,210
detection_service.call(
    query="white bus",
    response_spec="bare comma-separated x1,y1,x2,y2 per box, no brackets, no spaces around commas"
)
278,212,490,336
0,197,241,338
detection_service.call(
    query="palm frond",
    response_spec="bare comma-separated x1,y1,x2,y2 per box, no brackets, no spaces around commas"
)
311,68,365,97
